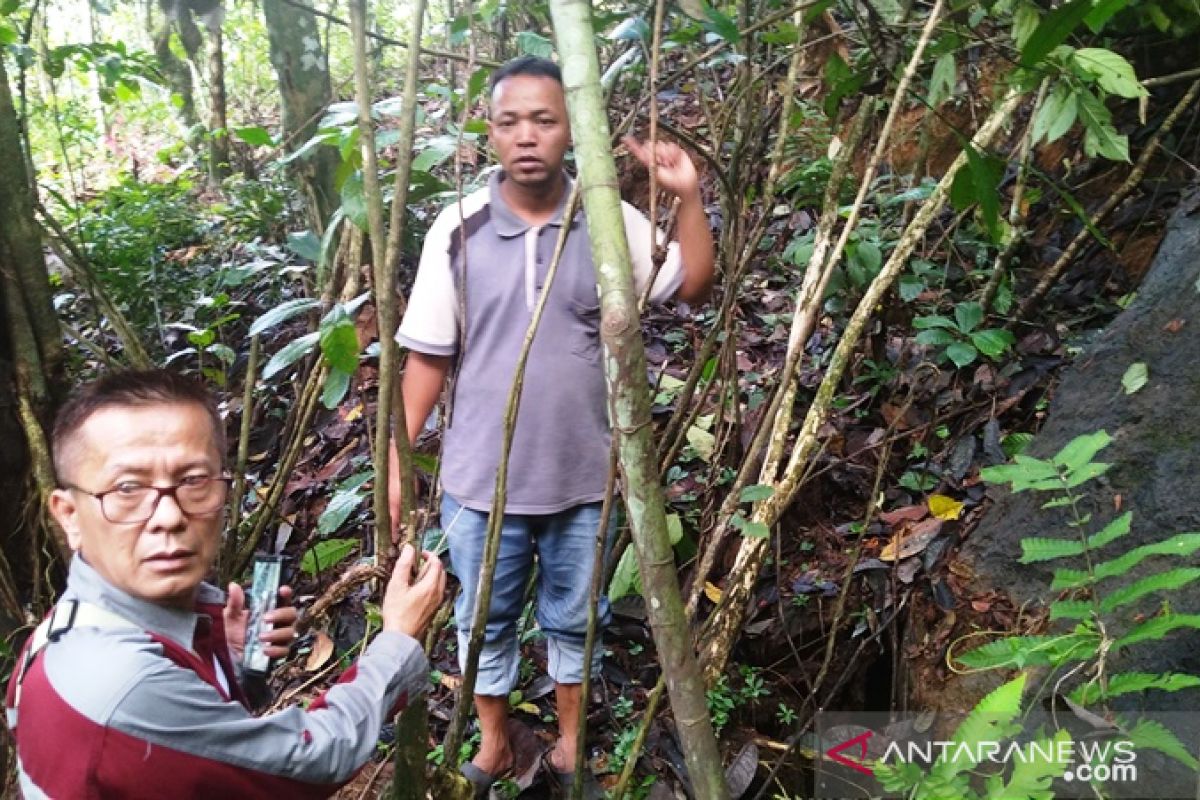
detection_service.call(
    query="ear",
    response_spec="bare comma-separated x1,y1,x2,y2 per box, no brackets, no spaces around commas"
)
48,488,83,552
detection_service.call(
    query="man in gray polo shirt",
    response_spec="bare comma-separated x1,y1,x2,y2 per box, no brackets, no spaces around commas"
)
390,55,713,794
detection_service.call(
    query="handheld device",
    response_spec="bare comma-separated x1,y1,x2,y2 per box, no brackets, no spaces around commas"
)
242,555,283,675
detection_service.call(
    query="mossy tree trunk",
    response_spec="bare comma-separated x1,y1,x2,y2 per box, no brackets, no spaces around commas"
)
262,0,339,230
548,3,728,798
203,4,230,186
0,55,68,619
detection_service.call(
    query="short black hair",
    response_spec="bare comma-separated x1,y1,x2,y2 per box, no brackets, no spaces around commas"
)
53,369,227,481
489,55,562,97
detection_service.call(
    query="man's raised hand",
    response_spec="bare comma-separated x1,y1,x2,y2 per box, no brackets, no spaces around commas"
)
623,135,701,199
382,544,446,638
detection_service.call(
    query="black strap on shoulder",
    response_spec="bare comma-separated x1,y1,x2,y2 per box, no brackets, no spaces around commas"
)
46,599,79,643
19,600,80,685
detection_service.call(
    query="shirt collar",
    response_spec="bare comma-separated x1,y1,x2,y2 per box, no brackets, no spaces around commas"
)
488,169,580,238
63,554,225,653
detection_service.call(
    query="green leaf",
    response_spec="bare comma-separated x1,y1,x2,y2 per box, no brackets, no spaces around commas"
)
739,484,775,503
686,424,716,462
1072,48,1146,98
913,314,958,330
1083,0,1130,32
321,368,351,409
249,297,321,337
1121,362,1148,394
927,52,955,108
287,230,322,262
206,343,236,365
955,635,1060,670
1062,460,1111,488
666,513,683,546
823,53,867,117
1101,568,1200,614
1086,511,1132,548
970,328,1016,359
730,513,770,538
1012,3,1040,50
514,31,554,57
915,329,957,347
1125,717,1200,770
1032,82,1078,145
954,302,984,334
1053,533,1200,589
234,126,275,147
262,331,319,380
317,472,371,535
1068,671,1200,705
1051,430,1112,472
1019,536,1084,563
1001,729,1071,797
1001,432,1034,457
1077,88,1130,162
1019,0,1093,68
0,22,15,45
412,138,457,173
964,145,1003,241
466,66,491,104
701,0,741,42
929,674,1026,782
300,537,358,576
340,172,368,230
318,307,360,374
945,341,978,368
899,275,925,302
1048,599,1093,620
608,546,642,601
1116,613,1200,650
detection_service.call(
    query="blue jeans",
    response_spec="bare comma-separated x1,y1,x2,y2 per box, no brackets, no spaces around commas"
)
442,494,614,696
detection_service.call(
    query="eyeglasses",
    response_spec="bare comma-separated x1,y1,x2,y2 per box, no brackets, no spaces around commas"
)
64,476,234,524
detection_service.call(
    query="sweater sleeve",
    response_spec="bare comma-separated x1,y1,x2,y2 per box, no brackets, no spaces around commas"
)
98,631,429,791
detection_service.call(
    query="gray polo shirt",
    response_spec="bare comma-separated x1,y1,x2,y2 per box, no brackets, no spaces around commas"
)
397,170,683,514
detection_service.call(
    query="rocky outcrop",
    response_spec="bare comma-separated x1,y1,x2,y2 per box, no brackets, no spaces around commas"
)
951,185,1200,712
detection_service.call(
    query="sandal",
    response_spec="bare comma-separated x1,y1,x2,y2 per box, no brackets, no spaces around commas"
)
542,752,605,800
460,761,506,799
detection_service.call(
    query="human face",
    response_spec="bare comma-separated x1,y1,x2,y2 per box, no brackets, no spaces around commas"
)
49,402,225,609
488,74,571,191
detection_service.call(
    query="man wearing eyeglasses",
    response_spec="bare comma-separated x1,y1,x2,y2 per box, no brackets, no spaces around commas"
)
6,369,446,798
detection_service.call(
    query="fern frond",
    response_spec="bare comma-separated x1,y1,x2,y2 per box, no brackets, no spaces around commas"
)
957,630,1099,671
956,637,1056,670
1051,532,1200,589
1115,613,1200,650
1051,430,1111,472
928,674,1026,784
1085,512,1132,549
1063,461,1111,488
1100,568,1200,614
1051,566,1092,590
1049,600,1093,621
1068,672,1200,706
1020,536,1084,564
995,727,1071,800
1124,718,1200,771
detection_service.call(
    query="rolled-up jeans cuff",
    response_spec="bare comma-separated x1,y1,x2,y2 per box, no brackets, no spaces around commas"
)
456,629,519,696
546,635,602,685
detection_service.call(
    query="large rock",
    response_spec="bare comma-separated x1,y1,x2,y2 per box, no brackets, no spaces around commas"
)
959,185,1200,708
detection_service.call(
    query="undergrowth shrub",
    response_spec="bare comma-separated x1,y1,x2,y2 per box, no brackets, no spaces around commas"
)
71,173,207,338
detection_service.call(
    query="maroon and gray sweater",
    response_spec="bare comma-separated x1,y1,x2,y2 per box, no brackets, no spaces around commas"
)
6,557,428,799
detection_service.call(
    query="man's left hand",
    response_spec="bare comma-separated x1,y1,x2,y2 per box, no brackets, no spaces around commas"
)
224,583,298,664
624,136,701,199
